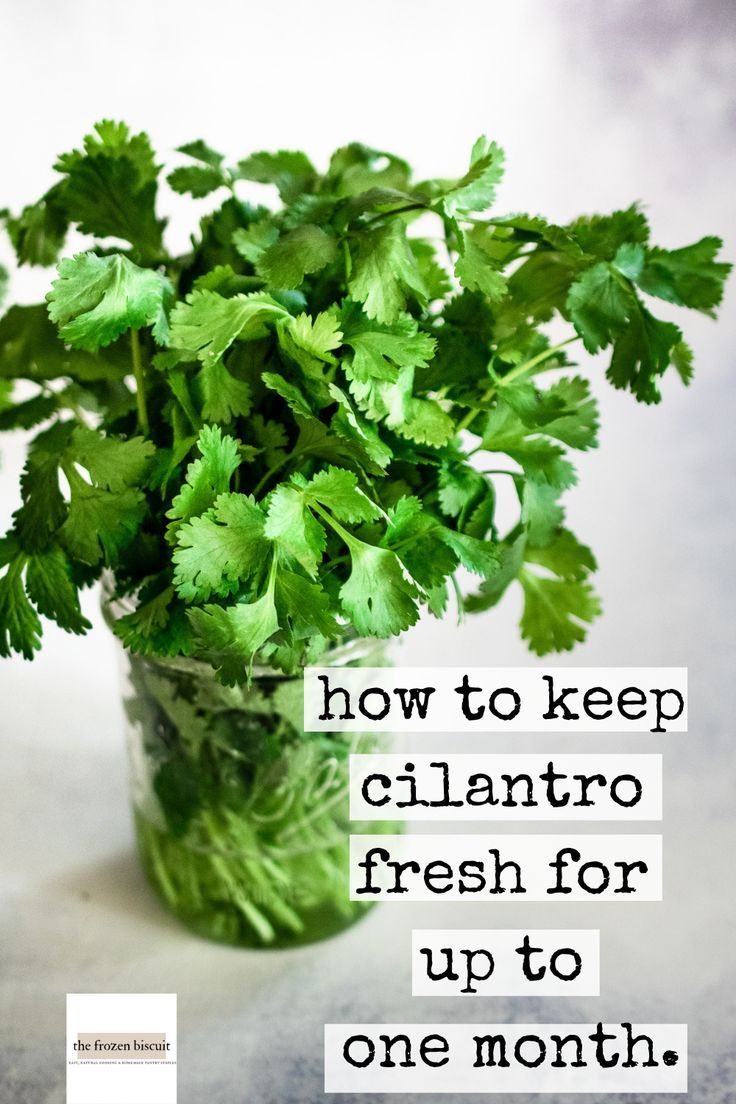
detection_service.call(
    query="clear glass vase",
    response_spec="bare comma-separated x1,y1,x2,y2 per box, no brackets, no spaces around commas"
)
111,624,391,948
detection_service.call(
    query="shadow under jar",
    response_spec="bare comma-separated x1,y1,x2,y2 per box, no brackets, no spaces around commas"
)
105,599,393,948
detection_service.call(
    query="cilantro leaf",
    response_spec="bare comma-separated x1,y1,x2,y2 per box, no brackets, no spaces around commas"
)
455,225,509,301
439,528,499,577
113,583,192,658
499,376,599,450
607,307,683,404
341,301,436,382
25,546,90,634
168,290,287,367
167,424,241,530
47,253,170,351
464,532,527,613
173,492,269,601
291,414,371,475
519,529,600,654
257,225,338,288
521,477,565,545
264,484,326,576
277,310,343,373
236,150,316,204
637,236,731,314
13,441,68,553
0,392,57,431
304,466,382,523
346,355,453,447
438,459,489,518
274,569,340,641
264,466,380,578
328,142,412,196
479,402,577,489
329,384,394,472
188,584,280,683
60,468,147,566
441,136,505,217
55,120,165,258
671,340,694,386
395,396,455,447
0,304,129,383
71,427,155,491
348,222,428,324
168,164,228,198
196,359,253,423
261,371,317,420
566,261,633,353
176,140,224,167
0,560,42,659
251,414,288,468
4,186,68,267
231,218,280,264
524,527,596,579
568,205,650,260
339,540,419,637
520,573,601,654
381,497,457,590
288,311,343,357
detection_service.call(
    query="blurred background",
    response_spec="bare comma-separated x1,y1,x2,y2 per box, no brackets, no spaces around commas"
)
1,1,734,1101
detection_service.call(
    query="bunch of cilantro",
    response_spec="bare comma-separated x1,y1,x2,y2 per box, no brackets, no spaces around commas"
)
0,122,730,681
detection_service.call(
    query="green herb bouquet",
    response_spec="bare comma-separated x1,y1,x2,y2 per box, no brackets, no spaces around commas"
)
0,123,729,945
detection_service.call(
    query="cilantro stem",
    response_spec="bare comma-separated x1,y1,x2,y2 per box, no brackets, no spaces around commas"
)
253,434,333,498
454,336,580,435
357,202,429,229
453,402,487,436
321,520,451,578
252,452,295,498
65,395,94,429
499,336,579,386
449,572,464,623
309,501,362,558
130,328,150,436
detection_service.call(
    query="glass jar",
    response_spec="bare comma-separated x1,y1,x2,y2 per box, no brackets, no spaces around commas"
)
108,609,392,948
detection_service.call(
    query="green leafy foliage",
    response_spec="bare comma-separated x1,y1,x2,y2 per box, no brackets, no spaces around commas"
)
339,540,420,637
0,122,729,676
197,358,253,423
257,225,338,288
166,424,240,530
441,136,506,217
348,222,428,323
173,492,269,601
25,546,91,634
168,290,287,366
51,120,166,260
3,186,67,266
71,426,155,490
520,529,601,654
167,142,230,198
188,587,280,683
47,252,170,350
60,467,147,566
455,225,509,301
112,582,191,657
0,558,42,658
236,149,316,203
